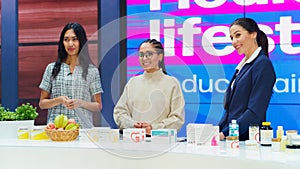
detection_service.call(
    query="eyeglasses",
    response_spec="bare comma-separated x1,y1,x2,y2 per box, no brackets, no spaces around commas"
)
138,51,157,59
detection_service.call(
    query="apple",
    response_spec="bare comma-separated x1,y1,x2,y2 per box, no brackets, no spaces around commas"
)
46,122,55,129
68,119,76,124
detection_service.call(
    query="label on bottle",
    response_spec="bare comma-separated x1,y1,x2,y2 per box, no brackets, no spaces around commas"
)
226,136,239,149
260,129,273,145
229,123,239,137
249,125,260,143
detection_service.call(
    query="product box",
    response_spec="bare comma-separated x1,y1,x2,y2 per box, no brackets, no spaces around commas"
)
30,126,50,140
151,129,177,144
123,128,146,143
170,129,177,144
187,123,212,144
195,125,219,146
18,127,29,139
187,123,219,146
98,128,119,143
186,123,197,144
87,127,119,143
86,127,109,142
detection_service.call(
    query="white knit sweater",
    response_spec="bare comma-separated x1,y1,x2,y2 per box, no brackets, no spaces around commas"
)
113,69,185,131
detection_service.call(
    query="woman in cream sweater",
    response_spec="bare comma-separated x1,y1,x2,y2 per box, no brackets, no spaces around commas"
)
113,39,185,135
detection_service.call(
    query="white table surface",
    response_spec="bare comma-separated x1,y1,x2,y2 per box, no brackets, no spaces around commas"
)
0,133,299,169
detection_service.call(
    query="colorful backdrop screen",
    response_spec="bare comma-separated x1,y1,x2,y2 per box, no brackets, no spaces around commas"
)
126,0,300,136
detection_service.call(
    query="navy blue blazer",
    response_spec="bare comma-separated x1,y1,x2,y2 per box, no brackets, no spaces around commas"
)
218,50,276,141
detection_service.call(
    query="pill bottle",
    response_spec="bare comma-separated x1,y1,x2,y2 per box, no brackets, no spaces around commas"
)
260,122,273,146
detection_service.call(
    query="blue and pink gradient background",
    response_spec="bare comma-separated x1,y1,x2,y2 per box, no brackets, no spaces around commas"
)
126,0,300,136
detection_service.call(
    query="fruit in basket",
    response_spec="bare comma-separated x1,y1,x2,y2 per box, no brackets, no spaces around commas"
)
45,115,80,141
68,118,76,124
54,114,68,128
46,115,79,130
46,122,55,130
65,123,79,130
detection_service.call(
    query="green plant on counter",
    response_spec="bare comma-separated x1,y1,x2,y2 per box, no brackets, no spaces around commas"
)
0,110,16,121
0,103,38,121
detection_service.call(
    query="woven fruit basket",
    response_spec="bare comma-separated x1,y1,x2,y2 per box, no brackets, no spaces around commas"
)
45,128,79,141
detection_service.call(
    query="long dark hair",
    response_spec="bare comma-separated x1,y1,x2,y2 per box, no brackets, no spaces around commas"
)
52,22,92,80
138,39,167,74
230,18,269,57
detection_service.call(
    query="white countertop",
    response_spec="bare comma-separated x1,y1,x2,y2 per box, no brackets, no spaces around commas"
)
0,133,299,169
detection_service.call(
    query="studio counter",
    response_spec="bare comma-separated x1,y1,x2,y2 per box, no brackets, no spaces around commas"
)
0,133,299,169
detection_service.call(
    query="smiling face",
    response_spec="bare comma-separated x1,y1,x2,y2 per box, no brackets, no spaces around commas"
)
138,42,163,73
63,29,80,57
229,24,258,58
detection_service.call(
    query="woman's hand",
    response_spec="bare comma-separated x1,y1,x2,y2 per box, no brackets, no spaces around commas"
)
64,99,83,110
133,122,152,135
219,132,226,140
142,122,152,135
72,99,83,109
61,96,71,107
134,122,143,128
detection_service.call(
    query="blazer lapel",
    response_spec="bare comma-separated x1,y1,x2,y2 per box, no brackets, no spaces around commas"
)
233,63,251,88
229,61,254,102
224,69,239,110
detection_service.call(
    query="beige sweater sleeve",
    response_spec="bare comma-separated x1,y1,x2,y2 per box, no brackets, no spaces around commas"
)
113,83,135,129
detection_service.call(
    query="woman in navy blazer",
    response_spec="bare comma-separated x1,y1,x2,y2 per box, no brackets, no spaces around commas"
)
218,18,276,141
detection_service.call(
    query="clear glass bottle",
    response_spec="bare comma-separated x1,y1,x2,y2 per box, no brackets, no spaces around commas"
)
260,122,273,146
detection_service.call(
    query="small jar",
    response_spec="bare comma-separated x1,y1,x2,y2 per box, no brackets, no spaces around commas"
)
286,130,298,145
291,135,300,145
272,138,281,152
226,136,239,149
249,124,260,143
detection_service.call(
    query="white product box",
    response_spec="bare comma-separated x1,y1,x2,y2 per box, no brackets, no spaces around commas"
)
187,123,219,146
123,128,146,143
87,127,119,143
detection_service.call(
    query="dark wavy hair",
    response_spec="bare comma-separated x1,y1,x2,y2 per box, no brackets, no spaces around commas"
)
230,18,269,57
138,39,167,74
51,22,92,80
